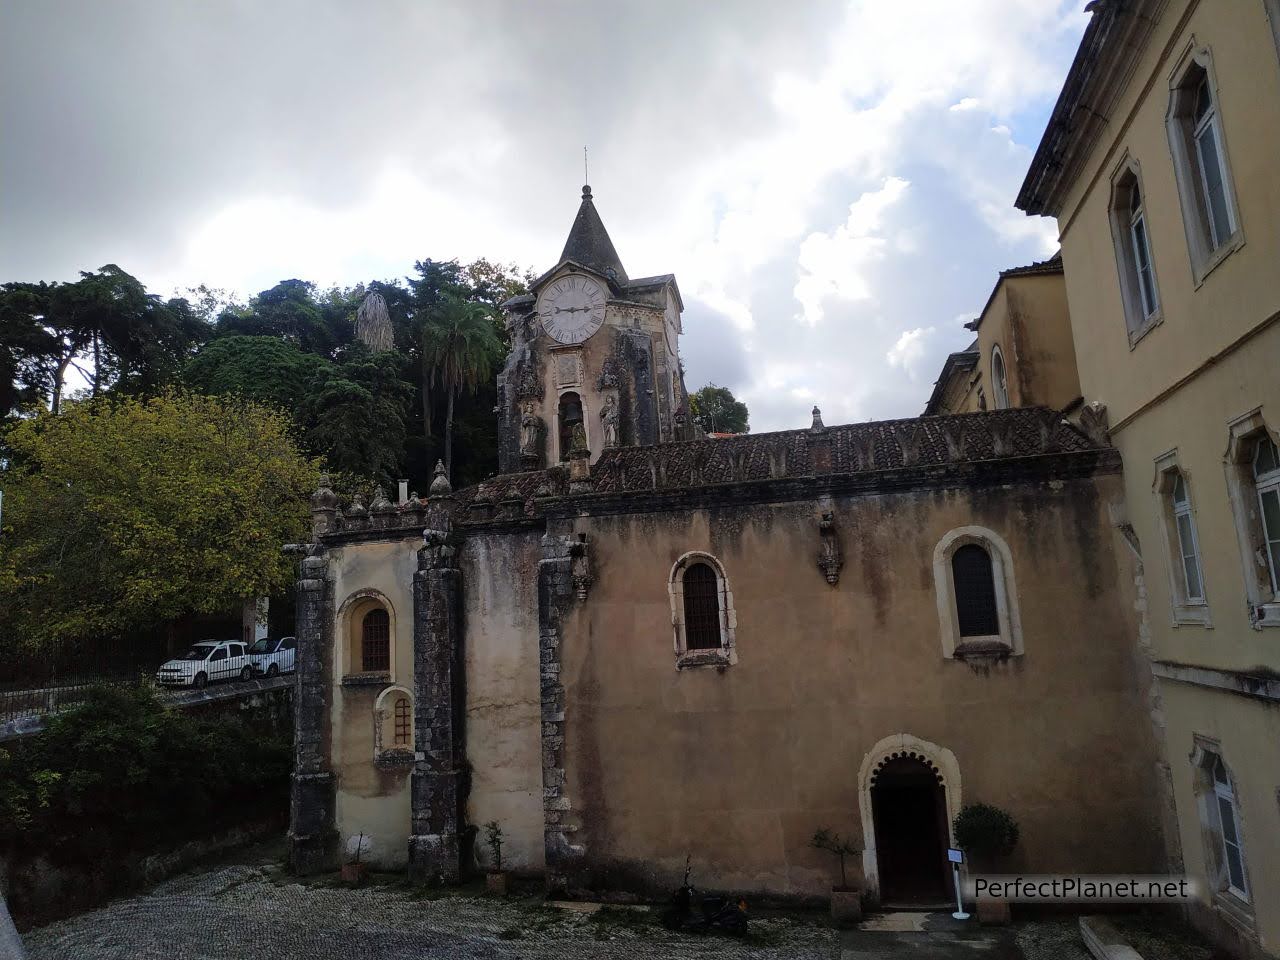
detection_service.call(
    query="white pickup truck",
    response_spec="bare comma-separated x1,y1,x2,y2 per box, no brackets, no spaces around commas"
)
155,641,254,689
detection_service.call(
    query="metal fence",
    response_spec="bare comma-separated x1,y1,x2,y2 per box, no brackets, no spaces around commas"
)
0,635,167,723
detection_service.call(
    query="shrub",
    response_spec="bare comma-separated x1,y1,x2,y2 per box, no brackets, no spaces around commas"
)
953,803,1019,861
0,685,290,864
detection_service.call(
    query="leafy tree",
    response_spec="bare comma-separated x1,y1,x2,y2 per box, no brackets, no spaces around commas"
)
419,296,502,480
215,278,344,356
0,265,207,413
690,383,750,435
0,391,318,647
300,345,412,484
184,335,330,417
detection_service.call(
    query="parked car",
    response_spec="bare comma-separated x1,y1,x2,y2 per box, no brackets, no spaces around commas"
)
249,635,296,678
155,640,254,689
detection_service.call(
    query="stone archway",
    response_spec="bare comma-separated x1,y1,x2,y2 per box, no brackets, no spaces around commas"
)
858,734,961,902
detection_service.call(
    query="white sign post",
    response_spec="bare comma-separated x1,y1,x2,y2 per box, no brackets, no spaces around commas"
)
948,848,970,920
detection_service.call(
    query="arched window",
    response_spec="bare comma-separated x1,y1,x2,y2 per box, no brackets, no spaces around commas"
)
951,544,999,638
668,552,737,667
362,608,390,672
1224,414,1280,628
682,563,721,650
1191,740,1251,904
932,527,1022,659
1210,755,1249,900
1166,49,1240,280
1253,434,1280,597
393,696,412,747
990,345,1009,410
1171,471,1205,603
1108,162,1160,339
558,391,584,461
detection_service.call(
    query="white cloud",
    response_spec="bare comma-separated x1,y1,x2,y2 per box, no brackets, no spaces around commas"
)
887,327,938,382
793,177,909,326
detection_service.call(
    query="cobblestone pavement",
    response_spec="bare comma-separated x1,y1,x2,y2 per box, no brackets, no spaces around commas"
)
23,856,842,960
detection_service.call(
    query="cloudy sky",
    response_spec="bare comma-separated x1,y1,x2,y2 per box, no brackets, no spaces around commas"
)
1,0,1085,431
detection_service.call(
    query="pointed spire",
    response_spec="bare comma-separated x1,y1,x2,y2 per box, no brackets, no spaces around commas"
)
559,184,628,284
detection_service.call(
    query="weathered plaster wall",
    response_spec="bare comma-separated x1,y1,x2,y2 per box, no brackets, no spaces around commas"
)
460,531,546,873
328,537,420,868
551,473,1164,897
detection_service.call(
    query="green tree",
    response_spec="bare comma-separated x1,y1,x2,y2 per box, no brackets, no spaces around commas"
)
215,278,346,357
419,296,502,480
184,335,331,417
299,345,412,484
0,392,318,647
0,265,207,413
689,383,750,435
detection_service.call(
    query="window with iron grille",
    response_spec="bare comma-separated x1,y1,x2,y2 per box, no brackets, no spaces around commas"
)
362,608,390,672
393,696,411,746
952,544,999,637
682,562,722,649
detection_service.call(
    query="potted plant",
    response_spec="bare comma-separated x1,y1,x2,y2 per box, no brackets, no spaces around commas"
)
953,803,1019,924
484,821,508,895
342,832,370,886
810,828,861,924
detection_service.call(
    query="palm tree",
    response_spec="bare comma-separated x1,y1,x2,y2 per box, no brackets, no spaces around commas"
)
420,296,501,480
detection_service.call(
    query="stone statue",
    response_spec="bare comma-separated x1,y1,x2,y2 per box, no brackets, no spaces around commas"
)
570,421,588,456
520,403,543,457
601,394,620,448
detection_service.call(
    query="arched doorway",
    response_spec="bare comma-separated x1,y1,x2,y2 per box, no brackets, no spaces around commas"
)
870,756,951,904
858,735,961,906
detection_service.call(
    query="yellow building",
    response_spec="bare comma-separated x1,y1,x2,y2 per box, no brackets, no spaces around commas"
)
1018,2,1280,956
923,254,1080,416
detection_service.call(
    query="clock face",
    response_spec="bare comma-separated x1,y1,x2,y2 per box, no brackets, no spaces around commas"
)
539,274,606,344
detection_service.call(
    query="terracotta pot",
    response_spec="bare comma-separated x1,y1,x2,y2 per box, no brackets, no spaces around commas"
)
341,862,367,886
486,871,508,896
829,887,862,925
976,897,1011,925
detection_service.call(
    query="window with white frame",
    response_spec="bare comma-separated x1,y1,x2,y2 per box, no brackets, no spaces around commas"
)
1224,413,1280,627
1166,49,1241,278
1155,456,1210,625
990,345,1009,410
1171,471,1206,604
1108,162,1161,338
668,552,737,667
1211,755,1249,900
1253,435,1280,596
932,526,1023,659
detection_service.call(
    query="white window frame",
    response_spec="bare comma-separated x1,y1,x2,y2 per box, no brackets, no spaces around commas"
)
932,526,1023,659
1165,43,1243,284
1191,76,1236,250
1108,157,1163,343
1189,738,1254,919
990,345,1009,410
373,684,415,763
668,551,737,669
1211,757,1249,901
1153,452,1211,626
1252,435,1280,597
1223,410,1280,628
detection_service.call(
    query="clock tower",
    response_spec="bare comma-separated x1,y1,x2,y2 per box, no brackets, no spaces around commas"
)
496,185,696,472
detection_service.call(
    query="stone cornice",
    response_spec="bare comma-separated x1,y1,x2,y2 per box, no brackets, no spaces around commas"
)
1151,660,1280,703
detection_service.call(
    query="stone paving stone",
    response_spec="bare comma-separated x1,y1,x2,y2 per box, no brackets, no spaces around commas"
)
22,857,840,960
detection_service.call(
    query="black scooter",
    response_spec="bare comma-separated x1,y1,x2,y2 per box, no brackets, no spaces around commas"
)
662,857,749,936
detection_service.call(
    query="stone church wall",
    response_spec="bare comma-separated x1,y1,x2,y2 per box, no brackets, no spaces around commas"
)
546,471,1166,898
459,531,546,873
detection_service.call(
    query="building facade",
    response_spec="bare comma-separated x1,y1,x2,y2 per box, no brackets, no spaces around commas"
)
923,255,1080,417
289,187,1167,907
1018,2,1280,955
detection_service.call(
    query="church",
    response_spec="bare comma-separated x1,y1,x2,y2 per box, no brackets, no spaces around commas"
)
288,185,1166,904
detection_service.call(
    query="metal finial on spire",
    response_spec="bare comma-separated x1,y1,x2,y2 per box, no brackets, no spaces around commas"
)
584,145,589,186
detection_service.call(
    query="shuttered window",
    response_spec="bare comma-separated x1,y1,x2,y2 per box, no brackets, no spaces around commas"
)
952,544,999,637
361,608,390,672
682,562,722,650
393,697,412,746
